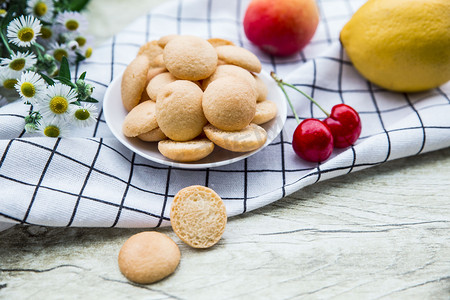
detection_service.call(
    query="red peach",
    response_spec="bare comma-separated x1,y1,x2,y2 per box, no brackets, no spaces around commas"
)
243,0,320,56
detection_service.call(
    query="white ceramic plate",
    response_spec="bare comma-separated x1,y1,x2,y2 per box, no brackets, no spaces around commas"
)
103,70,287,169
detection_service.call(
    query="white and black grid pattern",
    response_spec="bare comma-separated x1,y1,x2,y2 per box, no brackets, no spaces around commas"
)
0,0,449,229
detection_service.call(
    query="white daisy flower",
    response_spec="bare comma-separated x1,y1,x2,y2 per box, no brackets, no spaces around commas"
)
37,83,78,120
71,103,98,127
0,9,7,18
15,71,46,104
48,42,76,63
0,51,37,73
37,116,70,137
37,25,56,45
56,11,88,33
0,68,21,90
7,15,42,47
25,0,55,23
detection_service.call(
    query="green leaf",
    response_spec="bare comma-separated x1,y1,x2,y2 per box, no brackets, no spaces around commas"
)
59,56,71,80
79,72,87,80
68,0,91,11
55,76,77,88
82,97,98,103
39,72,55,85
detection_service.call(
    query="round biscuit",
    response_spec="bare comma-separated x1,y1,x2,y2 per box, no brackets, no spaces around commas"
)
252,100,278,125
158,138,214,162
203,123,267,152
150,54,165,68
146,67,167,83
122,100,158,137
207,38,235,47
202,76,257,131
118,231,180,284
121,55,152,111
163,35,218,80
170,185,227,248
157,34,178,48
146,72,178,101
215,45,262,73
156,80,207,141
138,127,167,142
201,64,257,91
137,40,163,61
254,74,268,102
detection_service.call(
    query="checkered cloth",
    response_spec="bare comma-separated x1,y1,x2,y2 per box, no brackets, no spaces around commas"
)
1,0,449,230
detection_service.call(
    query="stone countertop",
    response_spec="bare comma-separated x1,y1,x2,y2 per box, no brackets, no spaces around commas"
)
1,1,450,299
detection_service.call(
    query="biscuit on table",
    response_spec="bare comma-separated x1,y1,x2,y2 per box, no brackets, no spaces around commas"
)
137,40,163,61
163,35,218,80
202,76,257,131
118,231,180,284
215,45,262,73
121,55,152,111
201,64,257,91
146,72,178,101
158,138,214,162
207,38,235,47
203,123,267,152
170,185,227,248
254,74,268,102
156,80,207,141
252,100,278,125
122,100,158,137
137,127,167,142
157,34,178,48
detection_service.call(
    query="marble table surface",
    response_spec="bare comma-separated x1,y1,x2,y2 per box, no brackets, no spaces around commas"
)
1,1,449,299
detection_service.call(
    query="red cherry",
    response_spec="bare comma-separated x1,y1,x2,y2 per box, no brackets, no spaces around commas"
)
292,118,334,162
324,104,361,148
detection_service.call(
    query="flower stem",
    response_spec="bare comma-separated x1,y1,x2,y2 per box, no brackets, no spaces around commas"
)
270,71,330,118
0,30,13,56
271,71,301,124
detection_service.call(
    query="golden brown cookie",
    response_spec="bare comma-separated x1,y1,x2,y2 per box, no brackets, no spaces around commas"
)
137,127,167,142
156,80,207,141
202,76,257,131
207,38,235,47
150,54,165,68
201,64,257,91
137,40,163,61
146,67,167,83
163,35,218,80
121,55,152,111
254,74,268,102
157,34,178,48
252,100,278,125
146,72,178,101
215,45,262,73
203,123,267,152
118,231,180,284
158,138,214,162
122,100,158,137
170,185,227,248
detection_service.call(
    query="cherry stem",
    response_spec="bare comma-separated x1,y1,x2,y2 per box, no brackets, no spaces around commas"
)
270,71,330,118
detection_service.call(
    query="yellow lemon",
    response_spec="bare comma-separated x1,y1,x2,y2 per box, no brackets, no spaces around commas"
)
340,0,450,92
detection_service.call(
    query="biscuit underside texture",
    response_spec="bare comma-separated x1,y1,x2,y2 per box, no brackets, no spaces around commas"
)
170,186,227,248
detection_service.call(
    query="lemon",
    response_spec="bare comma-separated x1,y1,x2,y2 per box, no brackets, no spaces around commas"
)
340,0,450,92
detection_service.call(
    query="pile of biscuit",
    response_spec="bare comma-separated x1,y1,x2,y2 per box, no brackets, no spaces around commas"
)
121,35,277,162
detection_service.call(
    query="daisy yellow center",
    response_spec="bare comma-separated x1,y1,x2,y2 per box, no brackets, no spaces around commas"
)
18,27,35,42
53,49,68,62
43,125,60,137
10,58,26,71
75,36,86,47
49,96,69,114
34,2,48,16
74,108,90,120
40,27,52,39
0,9,6,15
85,47,93,58
4,79,18,89
65,20,79,31
21,82,36,97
